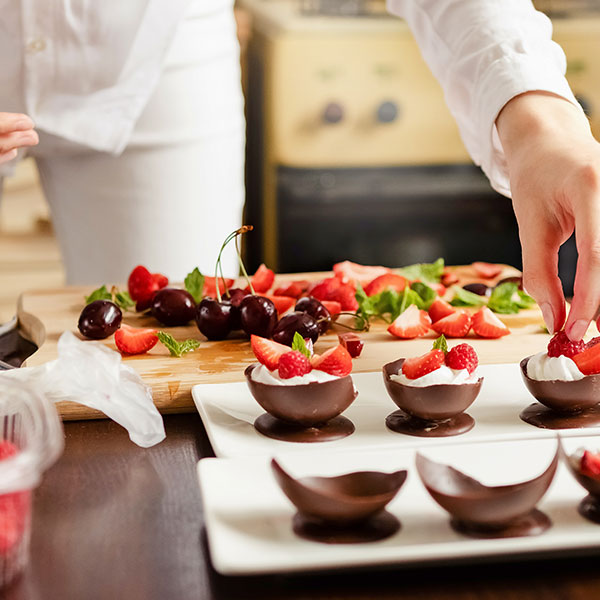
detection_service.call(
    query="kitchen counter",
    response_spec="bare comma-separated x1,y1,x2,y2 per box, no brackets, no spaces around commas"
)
4,414,600,600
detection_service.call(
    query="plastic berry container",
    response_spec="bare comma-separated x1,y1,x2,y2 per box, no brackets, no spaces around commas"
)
0,378,63,588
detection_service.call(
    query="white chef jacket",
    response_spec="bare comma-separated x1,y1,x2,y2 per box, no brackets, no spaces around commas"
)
387,0,583,196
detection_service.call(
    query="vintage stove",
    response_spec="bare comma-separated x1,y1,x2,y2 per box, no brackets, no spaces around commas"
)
241,0,600,291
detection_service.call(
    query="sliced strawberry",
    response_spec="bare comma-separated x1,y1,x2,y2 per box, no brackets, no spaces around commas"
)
433,283,447,297
114,324,159,355
387,305,431,339
249,264,275,294
431,311,472,338
472,261,503,279
573,343,600,376
333,261,390,285
581,450,600,478
311,344,353,377
309,277,342,301
152,273,169,290
0,440,18,461
364,273,408,296
471,307,510,338
428,298,456,323
321,300,342,317
203,277,235,298
338,332,364,358
250,335,290,371
441,268,459,286
128,266,153,302
272,282,304,298
332,283,358,311
263,294,295,315
401,349,445,379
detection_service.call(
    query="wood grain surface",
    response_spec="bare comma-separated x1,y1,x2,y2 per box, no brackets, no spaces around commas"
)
4,413,600,600
17,265,553,421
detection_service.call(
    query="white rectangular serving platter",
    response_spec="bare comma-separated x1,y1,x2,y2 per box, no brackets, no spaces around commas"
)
198,436,600,576
191,364,600,458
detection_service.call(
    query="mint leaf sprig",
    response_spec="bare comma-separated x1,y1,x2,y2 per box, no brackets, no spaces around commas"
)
291,332,312,359
432,334,448,354
398,258,445,284
488,282,535,314
85,285,135,311
156,332,201,357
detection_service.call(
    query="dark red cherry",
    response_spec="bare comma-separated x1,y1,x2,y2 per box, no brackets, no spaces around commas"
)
272,311,319,347
78,300,122,339
295,296,331,335
239,295,278,338
462,283,491,297
495,276,524,290
150,288,196,326
196,298,233,340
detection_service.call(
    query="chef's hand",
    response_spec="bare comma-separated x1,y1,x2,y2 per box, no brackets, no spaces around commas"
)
496,91,600,341
0,112,38,164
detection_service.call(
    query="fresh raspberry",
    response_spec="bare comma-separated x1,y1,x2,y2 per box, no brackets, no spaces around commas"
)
278,351,312,379
547,331,585,358
445,343,478,374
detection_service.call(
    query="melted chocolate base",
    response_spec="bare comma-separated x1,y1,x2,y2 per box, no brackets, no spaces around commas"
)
578,495,600,524
254,413,355,443
292,510,400,544
385,410,474,437
451,508,551,539
520,403,600,430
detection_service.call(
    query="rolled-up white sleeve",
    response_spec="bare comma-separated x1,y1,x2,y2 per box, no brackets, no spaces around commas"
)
387,0,583,197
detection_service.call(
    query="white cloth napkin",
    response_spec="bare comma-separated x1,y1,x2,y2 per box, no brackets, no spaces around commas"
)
0,331,165,448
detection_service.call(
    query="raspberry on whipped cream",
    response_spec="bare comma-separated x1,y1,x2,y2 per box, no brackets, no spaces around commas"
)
526,351,585,382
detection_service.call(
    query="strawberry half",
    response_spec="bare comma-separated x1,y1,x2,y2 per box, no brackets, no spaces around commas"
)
472,261,503,279
573,343,600,376
311,344,353,377
428,297,456,323
581,450,600,478
204,277,235,298
249,264,275,294
0,440,18,461
401,349,445,379
309,277,342,301
0,490,30,555
321,300,342,317
431,311,472,338
364,273,407,296
263,294,295,315
128,265,169,307
471,307,510,338
441,268,459,286
272,282,304,298
433,283,447,297
332,283,358,311
333,261,390,286
250,335,290,371
114,324,159,355
387,305,431,339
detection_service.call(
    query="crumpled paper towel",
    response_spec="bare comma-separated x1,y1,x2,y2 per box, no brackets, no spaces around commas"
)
0,331,165,448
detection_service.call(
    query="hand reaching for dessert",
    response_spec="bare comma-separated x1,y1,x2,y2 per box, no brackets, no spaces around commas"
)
0,112,38,164
497,91,600,341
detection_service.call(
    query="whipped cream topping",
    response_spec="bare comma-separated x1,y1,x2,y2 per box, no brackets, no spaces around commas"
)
526,352,585,382
391,365,477,387
251,364,340,386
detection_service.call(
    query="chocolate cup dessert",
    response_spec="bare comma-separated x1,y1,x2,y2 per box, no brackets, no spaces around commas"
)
560,442,600,524
271,458,406,543
245,364,358,443
416,444,559,539
382,359,482,437
519,357,600,429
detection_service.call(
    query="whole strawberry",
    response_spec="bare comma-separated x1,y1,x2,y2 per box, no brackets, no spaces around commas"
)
547,331,585,358
278,351,312,379
445,343,478,374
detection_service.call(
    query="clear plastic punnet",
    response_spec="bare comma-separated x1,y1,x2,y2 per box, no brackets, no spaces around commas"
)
0,378,64,588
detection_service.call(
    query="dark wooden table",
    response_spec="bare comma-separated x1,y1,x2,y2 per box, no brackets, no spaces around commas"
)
4,414,600,600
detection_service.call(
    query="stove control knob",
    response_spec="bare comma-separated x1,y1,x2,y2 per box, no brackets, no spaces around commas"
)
376,101,399,123
322,102,344,124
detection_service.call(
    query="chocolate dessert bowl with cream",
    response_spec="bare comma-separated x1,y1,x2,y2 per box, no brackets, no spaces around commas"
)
382,336,483,437
561,441,600,523
416,442,559,538
520,331,600,429
245,333,357,442
271,458,407,543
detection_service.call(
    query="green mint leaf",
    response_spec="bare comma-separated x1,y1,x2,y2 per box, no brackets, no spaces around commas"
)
114,290,135,311
410,281,437,310
354,283,378,327
398,258,445,284
157,331,201,357
373,289,401,318
450,287,487,308
291,332,311,359
432,334,448,354
488,282,520,314
515,290,535,309
184,268,205,303
85,285,111,304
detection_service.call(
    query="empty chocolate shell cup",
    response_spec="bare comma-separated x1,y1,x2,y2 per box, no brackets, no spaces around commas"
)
245,364,358,443
382,358,482,437
519,357,600,429
271,458,407,543
416,443,559,538
560,441,600,524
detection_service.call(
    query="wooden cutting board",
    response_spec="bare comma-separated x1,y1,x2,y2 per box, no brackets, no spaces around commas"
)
17,265,550,421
